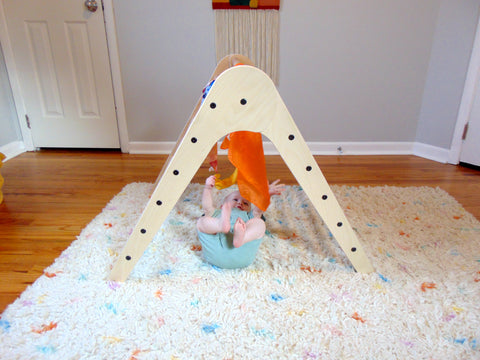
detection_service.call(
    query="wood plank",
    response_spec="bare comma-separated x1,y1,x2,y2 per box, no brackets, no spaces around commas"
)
0,150,479,312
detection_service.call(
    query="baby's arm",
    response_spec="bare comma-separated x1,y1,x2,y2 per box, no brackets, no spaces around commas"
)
201,175,217,216
251,204,263,219
251,179,286,218
198,176,232,234
269,179,286,196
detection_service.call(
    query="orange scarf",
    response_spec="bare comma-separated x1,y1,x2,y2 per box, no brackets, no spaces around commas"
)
218,131,270,211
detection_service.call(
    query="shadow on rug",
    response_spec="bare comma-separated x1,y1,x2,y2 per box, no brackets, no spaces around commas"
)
1,183,479,359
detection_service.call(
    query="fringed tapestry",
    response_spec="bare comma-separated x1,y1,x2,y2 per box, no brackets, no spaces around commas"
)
213,1,280,84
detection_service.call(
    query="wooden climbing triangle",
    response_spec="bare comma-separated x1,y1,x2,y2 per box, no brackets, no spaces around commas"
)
109,54,374,281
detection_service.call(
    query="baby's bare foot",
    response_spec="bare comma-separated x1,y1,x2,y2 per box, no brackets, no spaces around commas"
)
233,218,246,248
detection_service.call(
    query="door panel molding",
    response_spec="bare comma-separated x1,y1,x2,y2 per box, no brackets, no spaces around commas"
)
26,20,65,118
65,21,101,118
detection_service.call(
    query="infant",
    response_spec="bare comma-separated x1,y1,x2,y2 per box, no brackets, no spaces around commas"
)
196,175,285,268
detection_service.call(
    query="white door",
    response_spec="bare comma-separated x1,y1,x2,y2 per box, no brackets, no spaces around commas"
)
3,0,119,148
460,83,480,166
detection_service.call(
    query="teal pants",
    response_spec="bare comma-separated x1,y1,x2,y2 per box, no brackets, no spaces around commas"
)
197,208,263,269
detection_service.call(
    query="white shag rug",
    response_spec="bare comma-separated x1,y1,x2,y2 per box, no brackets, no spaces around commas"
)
1,183,480,359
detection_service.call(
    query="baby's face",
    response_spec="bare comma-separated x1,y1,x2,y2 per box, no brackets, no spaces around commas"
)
226,191,251,211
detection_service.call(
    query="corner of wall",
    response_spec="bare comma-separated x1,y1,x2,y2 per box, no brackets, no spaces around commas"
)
412,142,450,163
0,140,26,161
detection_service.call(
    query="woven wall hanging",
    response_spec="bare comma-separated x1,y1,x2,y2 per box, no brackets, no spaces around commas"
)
213,0,280,84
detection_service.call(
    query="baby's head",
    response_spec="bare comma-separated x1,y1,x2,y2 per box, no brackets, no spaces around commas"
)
224,191,251,211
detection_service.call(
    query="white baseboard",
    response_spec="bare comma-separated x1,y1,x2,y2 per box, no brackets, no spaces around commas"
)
129,141,177,154
0,141,26,161
129,140,449,163
294,141,414,156
412,142,450,163
0,140,449,163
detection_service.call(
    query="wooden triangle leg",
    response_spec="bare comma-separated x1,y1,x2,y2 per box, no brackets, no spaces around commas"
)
264,107,375,274
109,118,229,281
110,61,374,281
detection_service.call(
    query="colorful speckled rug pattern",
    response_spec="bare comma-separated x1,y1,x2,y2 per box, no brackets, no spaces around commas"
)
1,183,479,359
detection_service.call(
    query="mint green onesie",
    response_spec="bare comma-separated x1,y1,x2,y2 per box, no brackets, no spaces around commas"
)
197,207,263,269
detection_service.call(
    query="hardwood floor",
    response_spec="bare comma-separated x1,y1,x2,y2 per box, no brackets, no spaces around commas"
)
0,150,479,313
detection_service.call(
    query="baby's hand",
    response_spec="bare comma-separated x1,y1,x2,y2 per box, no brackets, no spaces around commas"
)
269,179,286,196
205,175,216,189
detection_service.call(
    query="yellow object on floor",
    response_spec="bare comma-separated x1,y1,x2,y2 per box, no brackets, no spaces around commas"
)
0,152,5,204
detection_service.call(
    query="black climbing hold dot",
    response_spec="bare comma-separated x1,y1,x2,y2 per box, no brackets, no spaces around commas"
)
351,247,357,252
288,134,295,140
156,200,162,206
173,170,179,175
126,255,132,261
141,229,147,234
191,137,197,143
322,195,328,200
210,102,216,109
306,166,312,172
337,222,343,227
240,98,247,105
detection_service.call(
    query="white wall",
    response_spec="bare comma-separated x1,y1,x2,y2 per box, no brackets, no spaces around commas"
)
113,1,216,142
113,0,477,149
0,43,21,148
2,1,479,154
416,0,480,149
277,0,440,142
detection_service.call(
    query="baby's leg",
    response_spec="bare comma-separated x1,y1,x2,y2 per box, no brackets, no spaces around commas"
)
197,202,232,234
233,218,266,248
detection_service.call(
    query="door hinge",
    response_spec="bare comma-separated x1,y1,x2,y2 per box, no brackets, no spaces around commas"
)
462,122,469,140
25,114,31,129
